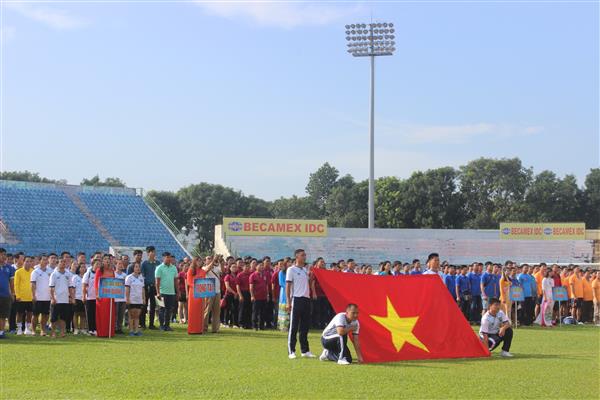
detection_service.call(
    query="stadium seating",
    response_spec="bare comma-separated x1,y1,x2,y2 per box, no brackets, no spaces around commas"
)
0,180,187,259
78,191,187,259
224,227,595,265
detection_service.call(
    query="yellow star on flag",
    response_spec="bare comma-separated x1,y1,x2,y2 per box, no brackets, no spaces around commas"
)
370,296,429,353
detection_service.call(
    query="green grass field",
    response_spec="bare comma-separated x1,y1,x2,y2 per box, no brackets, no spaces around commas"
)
1,324,598,399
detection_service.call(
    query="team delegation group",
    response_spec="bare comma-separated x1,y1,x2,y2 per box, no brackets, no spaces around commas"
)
0,247,598,364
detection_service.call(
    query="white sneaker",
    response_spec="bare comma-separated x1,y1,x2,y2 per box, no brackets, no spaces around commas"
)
16,329,23,336
301,352,316,358
337,358,350,365
90,331,97,336
577,321,584,325
500,351,514,358
319,349,329,361
288,353,297,359
24,328,33,336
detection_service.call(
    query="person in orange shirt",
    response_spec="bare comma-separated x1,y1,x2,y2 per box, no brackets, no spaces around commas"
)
581,270,594,323
533,264,546,319
569,266,584,324
592,271,600,326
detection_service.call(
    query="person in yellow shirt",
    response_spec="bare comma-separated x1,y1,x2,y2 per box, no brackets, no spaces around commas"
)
569,266,584,324
592,271,600,326
14,256,34,335
499,268,513,320
582,270,594,323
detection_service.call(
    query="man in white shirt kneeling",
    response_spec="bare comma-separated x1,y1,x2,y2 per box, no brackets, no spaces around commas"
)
479,298,514,357
320,303,364,365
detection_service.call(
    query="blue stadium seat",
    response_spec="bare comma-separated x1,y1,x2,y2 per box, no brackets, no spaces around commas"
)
0,181,187,259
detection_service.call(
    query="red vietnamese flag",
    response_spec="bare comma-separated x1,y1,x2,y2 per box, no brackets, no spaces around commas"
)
313,269,490,363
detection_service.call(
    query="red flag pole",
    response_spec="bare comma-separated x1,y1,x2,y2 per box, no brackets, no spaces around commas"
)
109,298,113,339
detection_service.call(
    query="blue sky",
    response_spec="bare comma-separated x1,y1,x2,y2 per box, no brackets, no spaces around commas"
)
1,1,598,200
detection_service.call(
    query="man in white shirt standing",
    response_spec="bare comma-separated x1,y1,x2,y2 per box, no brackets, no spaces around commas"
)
30,254,52,336
479,298,514,357
49,259,74,338
423,253,444,281
286,249,315,359
320,303,363,365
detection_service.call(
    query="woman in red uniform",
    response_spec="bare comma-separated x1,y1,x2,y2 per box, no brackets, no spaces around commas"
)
94,255,116,338
186,257,206,334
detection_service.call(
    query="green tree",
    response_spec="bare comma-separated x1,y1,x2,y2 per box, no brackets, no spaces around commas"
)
583,168,600,229
81,175,126,187
176,183,270,251
376,168,464,229
305,162,339,216
0,170,66,184
270,196,320,219
459,158,532,228
524,171,582,222
145,190,187,228
326,178,368,227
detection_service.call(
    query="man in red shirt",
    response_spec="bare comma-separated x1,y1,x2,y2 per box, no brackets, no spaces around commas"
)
236,262,252,329
262,257,275,329
249,262,269,331
310,257,331,329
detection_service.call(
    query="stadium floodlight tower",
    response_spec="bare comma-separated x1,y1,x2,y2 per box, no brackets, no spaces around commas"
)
345,22,396,229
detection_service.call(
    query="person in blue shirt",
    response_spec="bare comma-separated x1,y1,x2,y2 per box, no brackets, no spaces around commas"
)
410,260,422,275
0,248,16,339
444,266,457,299
140,246,161,329
480,263,499,310
529,268,538,324
455,266,471,320
468,263,483,323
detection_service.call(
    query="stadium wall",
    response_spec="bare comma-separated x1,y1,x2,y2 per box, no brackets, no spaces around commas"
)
218,226,598,266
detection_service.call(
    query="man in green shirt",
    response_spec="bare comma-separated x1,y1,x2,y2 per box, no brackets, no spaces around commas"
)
155,252,179,332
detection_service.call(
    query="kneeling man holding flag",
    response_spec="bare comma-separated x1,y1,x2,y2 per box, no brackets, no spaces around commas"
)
320,303,364,365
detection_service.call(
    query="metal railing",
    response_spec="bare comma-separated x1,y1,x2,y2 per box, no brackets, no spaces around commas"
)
143,194,198,257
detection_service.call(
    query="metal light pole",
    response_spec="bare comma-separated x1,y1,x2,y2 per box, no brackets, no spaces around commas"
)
345,22,396,229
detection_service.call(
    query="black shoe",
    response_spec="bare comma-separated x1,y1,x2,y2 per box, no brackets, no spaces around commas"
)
148,325,157,330
115,330,124,334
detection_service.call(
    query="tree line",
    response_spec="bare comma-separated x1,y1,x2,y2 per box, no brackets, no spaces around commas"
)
2,157,599,251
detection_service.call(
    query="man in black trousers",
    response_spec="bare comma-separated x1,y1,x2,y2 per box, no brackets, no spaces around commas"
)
286,249,315,359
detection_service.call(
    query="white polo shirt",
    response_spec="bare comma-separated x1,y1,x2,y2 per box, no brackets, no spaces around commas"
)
423,269,444,281
30,266,52,301
114,271,127,303
479,310,509,335
71,274,83,300
285,264,310,298
82,269,96,300
322,312,360,338
125,273,145,305
49,269,74,304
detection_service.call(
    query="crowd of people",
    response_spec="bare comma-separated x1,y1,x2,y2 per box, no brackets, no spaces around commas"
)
0,247,598,342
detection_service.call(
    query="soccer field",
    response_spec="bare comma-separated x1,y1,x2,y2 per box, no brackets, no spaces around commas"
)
1,325,598,399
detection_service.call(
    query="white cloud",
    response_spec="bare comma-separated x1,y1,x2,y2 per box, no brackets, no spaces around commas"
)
196,1,362,29
6,2,86,30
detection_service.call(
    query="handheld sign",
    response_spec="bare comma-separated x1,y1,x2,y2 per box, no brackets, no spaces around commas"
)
552,286,568,302
193,278,216,299
98,277,125,299
509,286,524,302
